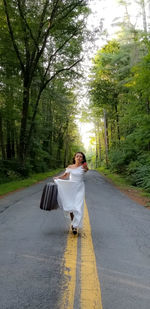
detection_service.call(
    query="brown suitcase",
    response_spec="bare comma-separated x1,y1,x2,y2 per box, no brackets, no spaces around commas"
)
40,182,59,211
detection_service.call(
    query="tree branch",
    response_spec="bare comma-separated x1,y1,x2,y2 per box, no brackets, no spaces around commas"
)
44,58,82,88
36,0,49,44
29,0,50,72
16,0,38,51
26,58,82,150
16,0,30,65
30,0,60,78
55,0,85,25
44,29,79,78
3,0,25,73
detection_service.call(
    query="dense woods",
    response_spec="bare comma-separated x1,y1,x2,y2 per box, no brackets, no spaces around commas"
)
1,0,150,193
88,0,150,192
0,0,88,182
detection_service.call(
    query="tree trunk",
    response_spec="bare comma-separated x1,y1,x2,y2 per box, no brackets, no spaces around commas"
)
11,126,15,158
98,130,102,164
115,103,120,143
19,78,30,161
149,2,150,29
0,111,5,160
63,121,69,168
15,128,20,159
146,98,150,114
104,109,108,167
6,121,11,159
95,129,98,168
49,100,53,157
64,137,68,168
56,131,64,166
110,123,113,141
141,0,147,33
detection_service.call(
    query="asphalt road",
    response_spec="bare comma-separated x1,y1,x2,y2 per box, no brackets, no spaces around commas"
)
0,170,150,309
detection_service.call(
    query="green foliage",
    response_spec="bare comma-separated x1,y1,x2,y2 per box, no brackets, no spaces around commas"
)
134,166,150,191
96,166,131,188
126,154,150,191
0,168,62,196
89,31,150,191
0,0,88,181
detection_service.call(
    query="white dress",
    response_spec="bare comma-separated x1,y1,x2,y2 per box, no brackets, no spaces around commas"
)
54,166,85,228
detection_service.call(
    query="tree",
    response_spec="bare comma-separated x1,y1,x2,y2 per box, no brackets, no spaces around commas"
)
2,0,89,161
88,2,150,190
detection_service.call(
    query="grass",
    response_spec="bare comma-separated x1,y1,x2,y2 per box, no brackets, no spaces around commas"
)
0,168,62,196
96,166,150,199
96,166,131,188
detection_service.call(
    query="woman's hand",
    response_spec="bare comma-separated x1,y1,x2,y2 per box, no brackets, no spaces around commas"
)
82,162,88,172
54,172,69,180
53,176,59,180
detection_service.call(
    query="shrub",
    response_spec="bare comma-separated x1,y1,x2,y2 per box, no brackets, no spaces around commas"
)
108,147,136,173
126,155,150,191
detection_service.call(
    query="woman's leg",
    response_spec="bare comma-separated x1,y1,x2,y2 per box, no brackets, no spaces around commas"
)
70,212,74,221
70,213,77,234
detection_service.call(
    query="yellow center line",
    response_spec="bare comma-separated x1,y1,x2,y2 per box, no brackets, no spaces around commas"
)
81,201,103,309
60,229,78,309
60,201,103,309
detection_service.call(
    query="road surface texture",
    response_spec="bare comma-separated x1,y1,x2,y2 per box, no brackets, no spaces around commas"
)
0,170,150,309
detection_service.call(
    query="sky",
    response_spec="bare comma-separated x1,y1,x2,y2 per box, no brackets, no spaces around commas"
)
78,0,146,150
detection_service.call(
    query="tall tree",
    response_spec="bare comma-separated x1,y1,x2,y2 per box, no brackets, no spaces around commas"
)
2,0,88,161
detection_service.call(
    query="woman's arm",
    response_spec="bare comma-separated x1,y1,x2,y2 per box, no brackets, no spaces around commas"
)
54,172,69,180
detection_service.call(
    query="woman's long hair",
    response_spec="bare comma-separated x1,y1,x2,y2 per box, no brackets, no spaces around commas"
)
73,152,86,164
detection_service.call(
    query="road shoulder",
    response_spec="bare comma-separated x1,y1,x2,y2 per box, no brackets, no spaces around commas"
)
96,169,150,209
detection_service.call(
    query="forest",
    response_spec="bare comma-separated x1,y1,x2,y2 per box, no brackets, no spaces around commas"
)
88,0,150,192
0,0,150,193
0,0,88,182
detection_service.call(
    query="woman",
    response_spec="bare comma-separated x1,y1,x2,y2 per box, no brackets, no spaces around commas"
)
54,152,88,235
